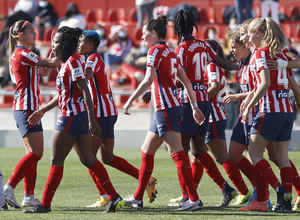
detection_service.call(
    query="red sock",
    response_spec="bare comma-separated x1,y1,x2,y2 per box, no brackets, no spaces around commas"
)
177,172,188,198
280,166,293,193
191,162,203,189
89,161,117,200
223,159,248,195
24,161,37,196
41,165,63,207
197,152,226,190
172,151,199,202
255,159,279,190
252,166,268,202
7,152,41,189
237,156,256,187
111,156,139,179
133,151,154,200
88,169,106,196
290,160,300,196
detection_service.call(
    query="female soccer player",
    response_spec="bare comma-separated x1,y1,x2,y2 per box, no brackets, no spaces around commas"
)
3,20,59,209
240,17,300,212
123,15,205,211
170,9,238,207
77,30,156,208
23,26,124,213
203,39,252,205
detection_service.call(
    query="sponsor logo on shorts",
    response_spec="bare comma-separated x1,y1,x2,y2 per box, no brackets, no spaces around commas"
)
57,119,64,125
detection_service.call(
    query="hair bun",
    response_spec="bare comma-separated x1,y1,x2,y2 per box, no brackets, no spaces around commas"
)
157,15,168,25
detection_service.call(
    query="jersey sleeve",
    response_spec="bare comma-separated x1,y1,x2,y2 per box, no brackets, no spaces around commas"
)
147,47,159,69
20,50,41,66
255,49,268,72
176,45,186,67
69,58,85,81
86,54,97,72
207,63,220,83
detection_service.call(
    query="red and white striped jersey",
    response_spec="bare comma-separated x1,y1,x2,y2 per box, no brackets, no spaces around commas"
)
236,53,257,125
56,53,86,117
147,42,182,111
176,37,217,103
85,52,117,117
11,46,42,111
205,63,227,122
254,47,293,113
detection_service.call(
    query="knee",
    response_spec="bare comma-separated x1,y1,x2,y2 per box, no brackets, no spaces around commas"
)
101,157,113,166
99,152,114,165
215,156,226,165
267,153,276,163
50,156,64,167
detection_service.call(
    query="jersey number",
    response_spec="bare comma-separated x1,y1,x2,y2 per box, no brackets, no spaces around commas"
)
171,58,177,85
193,52,207,81
277,68,289,88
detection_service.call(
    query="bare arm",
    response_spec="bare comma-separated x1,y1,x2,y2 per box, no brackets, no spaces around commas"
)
242,69,270,122
36,57,60,69
28,95,59,125
123,66,154,114
224,92,250,104
289,75,300,113
212,55,238,70
177,68,205,125
76,79,101,137
207,81,220,99
85,68,94,81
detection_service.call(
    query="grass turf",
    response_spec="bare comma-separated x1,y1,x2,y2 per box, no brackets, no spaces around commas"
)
1,147,300,219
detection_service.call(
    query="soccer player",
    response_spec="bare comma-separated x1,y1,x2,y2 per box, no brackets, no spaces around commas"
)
170,9,239,207
23,26,124,213
77,30,157,208
4,20,59,209
203,39,252,205
239,17,300,212
123,15,205,211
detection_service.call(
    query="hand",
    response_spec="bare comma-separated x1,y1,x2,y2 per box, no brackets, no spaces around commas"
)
266,60,278,70
193,107,205,125
223,94,237,104
242,106,250,124
142,91,151,104
89,120,102,138
123,100,132,115
28,110,45,125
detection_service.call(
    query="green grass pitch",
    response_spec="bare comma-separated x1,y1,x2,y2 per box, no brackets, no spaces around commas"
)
1,147,300,219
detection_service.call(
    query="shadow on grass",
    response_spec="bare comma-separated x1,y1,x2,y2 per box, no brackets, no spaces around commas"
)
53,205,297,217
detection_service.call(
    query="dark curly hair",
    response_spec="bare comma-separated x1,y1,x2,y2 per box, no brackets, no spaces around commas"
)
144,15,168,40
173,10,198,45
57,26,82,62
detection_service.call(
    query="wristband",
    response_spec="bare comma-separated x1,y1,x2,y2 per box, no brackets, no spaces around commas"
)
191,102,197,109
277,59,288,69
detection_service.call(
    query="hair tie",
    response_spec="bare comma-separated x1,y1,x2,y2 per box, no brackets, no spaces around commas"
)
18,20,29,34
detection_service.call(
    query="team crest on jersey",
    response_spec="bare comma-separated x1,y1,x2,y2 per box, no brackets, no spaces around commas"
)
249,64,255,73
242,72,249,81
28,52,38,60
